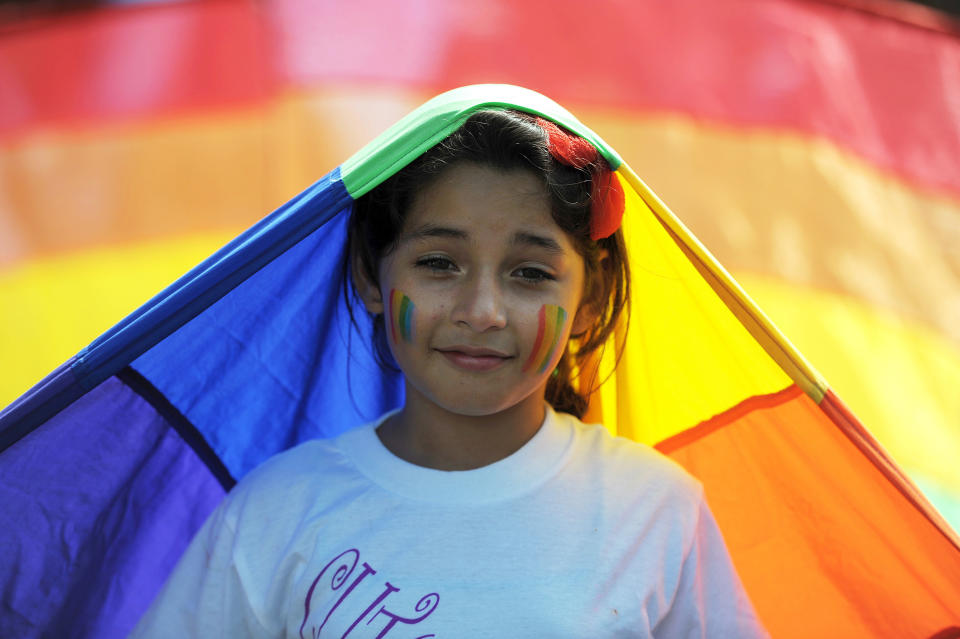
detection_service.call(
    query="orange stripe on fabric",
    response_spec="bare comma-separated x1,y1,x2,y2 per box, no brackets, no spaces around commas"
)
655,385,802,454
734,275,960,522
10,89,959,294
658,382,960,552
1,89,427,263
664,387,960,637
0,109,281,263
820,389,960,552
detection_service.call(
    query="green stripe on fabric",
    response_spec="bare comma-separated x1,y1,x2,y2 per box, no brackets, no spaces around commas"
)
341,84,622,199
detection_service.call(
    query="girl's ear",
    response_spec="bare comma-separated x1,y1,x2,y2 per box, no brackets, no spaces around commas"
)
571,293,601,336
352,251,385,315
570,249,608,336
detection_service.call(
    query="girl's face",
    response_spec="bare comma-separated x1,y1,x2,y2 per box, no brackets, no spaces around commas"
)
368,162,591,417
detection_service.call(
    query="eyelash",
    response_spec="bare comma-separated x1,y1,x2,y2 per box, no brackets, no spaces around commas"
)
413,256,555,284
513,266,555,283
415,256,457,272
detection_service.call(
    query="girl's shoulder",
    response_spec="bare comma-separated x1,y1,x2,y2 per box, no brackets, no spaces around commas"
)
243,436,346,485
557,410,704,505
550,410,709,557
235,409,401,493
220,427,371,517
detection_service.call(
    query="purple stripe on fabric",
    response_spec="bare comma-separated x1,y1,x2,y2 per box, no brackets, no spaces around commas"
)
0,374,226,638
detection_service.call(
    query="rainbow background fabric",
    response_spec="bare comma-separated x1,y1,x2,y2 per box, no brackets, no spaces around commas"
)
1,1,959,637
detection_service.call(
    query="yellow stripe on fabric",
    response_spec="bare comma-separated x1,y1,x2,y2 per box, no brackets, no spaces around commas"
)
0,108,291,260
0,231,238,407
1,88,423,261
617,164,827,403
597,318,627,438
737,274,960,512
582,109,960,531
587,110,960,348
594,172,792,444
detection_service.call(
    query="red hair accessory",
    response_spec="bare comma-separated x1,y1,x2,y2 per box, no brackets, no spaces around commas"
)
535,117,625,240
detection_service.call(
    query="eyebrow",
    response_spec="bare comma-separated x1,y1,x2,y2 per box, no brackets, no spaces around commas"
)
401,224,564,254
512,231,564,254
402,224,468,243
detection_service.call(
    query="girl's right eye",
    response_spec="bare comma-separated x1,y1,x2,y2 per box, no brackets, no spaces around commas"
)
415,255,457,272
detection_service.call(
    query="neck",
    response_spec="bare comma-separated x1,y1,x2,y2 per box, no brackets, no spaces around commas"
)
376,385,547,471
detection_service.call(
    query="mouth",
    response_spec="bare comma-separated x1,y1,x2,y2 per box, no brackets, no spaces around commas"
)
436,346,512,372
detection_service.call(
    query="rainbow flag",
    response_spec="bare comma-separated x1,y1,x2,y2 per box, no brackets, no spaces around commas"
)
3,81,959,639
2,2,959,637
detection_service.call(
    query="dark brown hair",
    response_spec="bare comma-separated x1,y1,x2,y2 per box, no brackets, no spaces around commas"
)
344,110,630,418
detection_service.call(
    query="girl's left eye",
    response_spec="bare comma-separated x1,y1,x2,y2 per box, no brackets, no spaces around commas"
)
415,255,457,271
513,266,555,283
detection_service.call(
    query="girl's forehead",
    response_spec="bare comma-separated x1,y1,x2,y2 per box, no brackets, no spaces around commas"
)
405,163,558,236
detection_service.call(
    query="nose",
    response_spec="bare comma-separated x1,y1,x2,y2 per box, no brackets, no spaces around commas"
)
450,269,507,332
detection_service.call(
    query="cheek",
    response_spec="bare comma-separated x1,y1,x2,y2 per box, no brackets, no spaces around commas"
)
388,288,416,343
522,304,569,373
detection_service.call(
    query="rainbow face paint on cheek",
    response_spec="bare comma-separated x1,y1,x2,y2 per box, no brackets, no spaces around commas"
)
388,289,415,343
523,304,568,373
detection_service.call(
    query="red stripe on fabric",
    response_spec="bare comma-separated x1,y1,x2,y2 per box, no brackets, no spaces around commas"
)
3,0,958,197
0,0,271,137
266,0,960,198
812,0,960,35
820,388,960,552
655,385,803,454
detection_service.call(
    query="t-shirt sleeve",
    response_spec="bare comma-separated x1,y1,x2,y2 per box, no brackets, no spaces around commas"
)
128,497,275,638
653,496,770,639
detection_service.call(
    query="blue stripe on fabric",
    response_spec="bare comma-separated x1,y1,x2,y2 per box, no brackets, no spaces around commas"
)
0,162,403,636
118,366,236,491
0,168,349,449
133,203,404,480
0,358,79,452
76,167,349,387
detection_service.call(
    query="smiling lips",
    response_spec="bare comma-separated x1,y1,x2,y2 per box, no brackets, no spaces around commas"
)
436,346,512,372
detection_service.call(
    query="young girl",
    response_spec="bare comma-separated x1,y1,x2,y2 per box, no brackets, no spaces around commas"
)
132,108,768,637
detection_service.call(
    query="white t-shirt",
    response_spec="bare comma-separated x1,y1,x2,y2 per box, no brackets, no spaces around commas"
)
131,406,768,638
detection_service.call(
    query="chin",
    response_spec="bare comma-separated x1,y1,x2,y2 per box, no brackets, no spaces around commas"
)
402,370,547,418
440,401,510,417
428,387,542,418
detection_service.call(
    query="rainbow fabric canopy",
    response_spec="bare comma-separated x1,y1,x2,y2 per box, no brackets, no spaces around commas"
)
1,84,958,639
